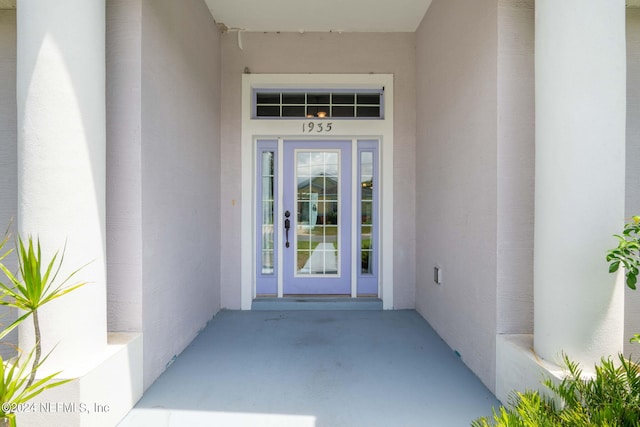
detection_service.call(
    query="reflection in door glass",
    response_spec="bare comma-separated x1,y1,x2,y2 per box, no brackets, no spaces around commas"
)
295,151,340,276
360,151,374,275
261,151,274,274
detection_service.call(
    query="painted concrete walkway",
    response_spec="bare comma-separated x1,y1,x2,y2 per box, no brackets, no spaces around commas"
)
119,310,500,427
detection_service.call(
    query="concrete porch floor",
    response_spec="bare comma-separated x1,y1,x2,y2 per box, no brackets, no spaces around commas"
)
119,310,500,427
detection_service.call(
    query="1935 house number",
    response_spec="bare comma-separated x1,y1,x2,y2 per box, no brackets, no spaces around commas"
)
302,122,334,133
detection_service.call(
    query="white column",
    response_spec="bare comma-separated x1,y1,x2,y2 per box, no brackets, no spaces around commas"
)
534,0,626,369
16,0,106,371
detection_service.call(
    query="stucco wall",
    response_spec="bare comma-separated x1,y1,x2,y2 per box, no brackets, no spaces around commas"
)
625,8,640,356
140,0,221,388
0,10,17,359
107,0,143,334
108,0,222,389
415,0,499,391
496,0,534,336
0,11,15,232
220,32,417,309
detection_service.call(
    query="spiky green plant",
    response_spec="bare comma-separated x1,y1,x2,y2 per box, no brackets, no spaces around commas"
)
472,391,559,427
0,348,72,427
0,225,10,268
546,354,640,425
0,236,87,388
472,354,640,427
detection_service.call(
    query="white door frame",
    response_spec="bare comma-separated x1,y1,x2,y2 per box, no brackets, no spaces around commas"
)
241,74,394,309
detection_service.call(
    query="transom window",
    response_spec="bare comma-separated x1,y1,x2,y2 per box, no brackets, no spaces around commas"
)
253,89,384,119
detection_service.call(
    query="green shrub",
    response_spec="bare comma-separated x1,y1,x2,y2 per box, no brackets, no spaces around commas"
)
472,354,640,427
607,216,640,291
607,215,640,343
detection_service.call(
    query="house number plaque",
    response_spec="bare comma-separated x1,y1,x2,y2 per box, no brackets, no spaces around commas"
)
302,122,334,133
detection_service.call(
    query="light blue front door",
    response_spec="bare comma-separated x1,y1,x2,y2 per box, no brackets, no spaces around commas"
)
283,140,352,294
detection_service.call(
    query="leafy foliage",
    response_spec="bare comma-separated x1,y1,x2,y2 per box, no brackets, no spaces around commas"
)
472,354,640,427
607,216,640,344
607,216,640,291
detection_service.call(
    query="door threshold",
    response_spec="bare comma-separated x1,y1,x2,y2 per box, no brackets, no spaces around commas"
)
252,296,383,311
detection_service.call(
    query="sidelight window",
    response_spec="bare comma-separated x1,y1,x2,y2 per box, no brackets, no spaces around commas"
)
256,141,278,295
357,140,378,295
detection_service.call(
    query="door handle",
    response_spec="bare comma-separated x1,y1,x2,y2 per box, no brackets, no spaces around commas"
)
284,210,291,248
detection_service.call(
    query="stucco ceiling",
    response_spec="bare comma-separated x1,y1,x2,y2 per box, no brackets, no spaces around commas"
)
206,0,640,32
204,0,433,32
1,1,639,20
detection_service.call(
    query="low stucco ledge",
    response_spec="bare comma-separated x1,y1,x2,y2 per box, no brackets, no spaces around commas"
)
496,334,565,405
17,332,143,427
